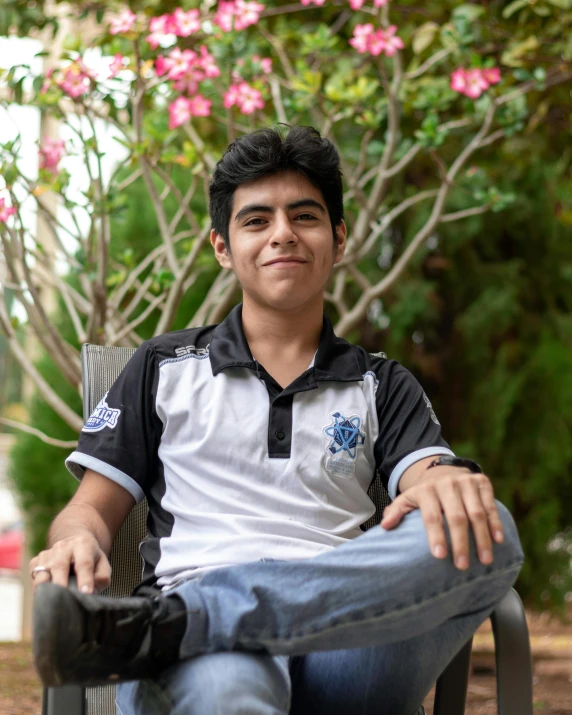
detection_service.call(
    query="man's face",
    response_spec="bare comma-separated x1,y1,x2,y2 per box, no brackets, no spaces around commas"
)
210,170,347,312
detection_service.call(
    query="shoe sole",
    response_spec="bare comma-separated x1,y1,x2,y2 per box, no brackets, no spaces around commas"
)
33,583,84,687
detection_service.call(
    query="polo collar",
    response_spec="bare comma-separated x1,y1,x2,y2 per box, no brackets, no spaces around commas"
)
209,303,362,382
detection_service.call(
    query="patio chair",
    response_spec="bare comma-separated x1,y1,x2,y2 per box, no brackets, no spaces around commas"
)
41,343,534,715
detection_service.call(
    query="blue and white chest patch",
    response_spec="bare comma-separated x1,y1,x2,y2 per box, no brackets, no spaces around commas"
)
82,392,121,433
323,411,366,479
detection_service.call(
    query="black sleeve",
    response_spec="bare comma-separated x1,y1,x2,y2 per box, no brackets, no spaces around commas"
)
373,360,453,498
65,341,162,503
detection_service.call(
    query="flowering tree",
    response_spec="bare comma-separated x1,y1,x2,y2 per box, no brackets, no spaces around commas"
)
0,0,571,439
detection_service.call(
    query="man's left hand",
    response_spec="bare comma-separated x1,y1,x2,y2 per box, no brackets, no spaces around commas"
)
380,465,505,571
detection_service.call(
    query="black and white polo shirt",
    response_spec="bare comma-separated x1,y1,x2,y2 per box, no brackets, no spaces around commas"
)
66,304,453,588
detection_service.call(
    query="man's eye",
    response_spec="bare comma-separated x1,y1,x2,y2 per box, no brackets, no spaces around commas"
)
245,214,316,226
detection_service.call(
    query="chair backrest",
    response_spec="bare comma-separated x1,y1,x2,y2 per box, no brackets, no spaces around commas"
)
80,342,391,714
81,345,144,715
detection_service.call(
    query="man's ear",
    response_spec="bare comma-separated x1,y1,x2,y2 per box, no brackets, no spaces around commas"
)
333,220,347,265
210,229,233,270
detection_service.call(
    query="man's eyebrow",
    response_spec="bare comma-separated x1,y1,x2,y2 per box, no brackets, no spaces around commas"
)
233,198,326,223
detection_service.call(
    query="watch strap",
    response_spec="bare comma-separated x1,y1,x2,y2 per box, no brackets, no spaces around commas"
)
427,455,483,474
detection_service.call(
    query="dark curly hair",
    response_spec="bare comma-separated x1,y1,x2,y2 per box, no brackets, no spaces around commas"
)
208,124,344,250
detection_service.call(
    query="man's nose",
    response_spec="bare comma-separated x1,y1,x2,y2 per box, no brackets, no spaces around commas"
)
271,213,298,245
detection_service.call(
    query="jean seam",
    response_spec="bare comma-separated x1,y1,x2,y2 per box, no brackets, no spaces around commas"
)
234,560,523,648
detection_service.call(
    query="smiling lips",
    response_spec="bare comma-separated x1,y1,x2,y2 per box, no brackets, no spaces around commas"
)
263,256,308,266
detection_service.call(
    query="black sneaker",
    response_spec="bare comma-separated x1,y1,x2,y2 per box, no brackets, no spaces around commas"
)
33,582,187,686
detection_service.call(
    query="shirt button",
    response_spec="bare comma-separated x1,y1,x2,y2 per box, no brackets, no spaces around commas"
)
275,430,285,441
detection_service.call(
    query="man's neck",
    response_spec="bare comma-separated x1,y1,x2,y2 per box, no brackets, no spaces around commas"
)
241,296,323,386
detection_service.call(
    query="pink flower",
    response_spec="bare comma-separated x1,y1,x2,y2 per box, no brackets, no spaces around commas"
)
234,0,265,30
173,69,203,95
146,14,176,49
350,23,403,57
59,64,91,98
171,8,201,36
224,81,264,114
108,54,127,79
301,0,326,5
168,96,193,129
368,29,388,56
214,1,236,32
109,9,136,35
464,68,491,98
349,23,374,54
40,67,54,95
450,68,467,94
381,25,404,57
223,83,241,109
188,94,212,117
197,46,221,79
349,0,366,9
157,48,198,81
0,197,16,223
450,68,498,99
482,67,501,85
39,138,66,174
374,0,390,6
259,57,272,74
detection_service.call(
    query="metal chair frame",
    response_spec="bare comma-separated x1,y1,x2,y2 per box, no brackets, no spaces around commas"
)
41,344,534,715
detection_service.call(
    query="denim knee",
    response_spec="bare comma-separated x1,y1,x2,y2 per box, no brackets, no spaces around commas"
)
166,652,291,714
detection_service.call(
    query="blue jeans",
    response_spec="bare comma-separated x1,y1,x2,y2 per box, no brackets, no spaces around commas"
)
116,501,523,714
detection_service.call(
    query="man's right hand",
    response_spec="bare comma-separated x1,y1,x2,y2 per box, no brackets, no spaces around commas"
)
30,533,111,594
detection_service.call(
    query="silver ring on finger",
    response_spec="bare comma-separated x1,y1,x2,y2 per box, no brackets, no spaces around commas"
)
31,566,52,581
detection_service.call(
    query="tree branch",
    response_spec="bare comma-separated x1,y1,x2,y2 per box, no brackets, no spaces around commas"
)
0,289,83,431
0,418,78,449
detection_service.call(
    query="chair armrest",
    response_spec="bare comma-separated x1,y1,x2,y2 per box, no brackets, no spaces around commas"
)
491,587,533,715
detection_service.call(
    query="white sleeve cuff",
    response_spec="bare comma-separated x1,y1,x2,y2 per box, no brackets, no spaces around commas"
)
65,451,145,504
387,447,455,500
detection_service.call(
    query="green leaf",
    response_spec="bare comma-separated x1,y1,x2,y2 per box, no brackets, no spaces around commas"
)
412,22,439,55
501,36,540,67
546,0,572,7
502,0,531,18
452,3,486,21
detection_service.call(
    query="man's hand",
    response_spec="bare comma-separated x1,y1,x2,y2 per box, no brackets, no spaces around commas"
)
380,464,505,570
29,534,111,594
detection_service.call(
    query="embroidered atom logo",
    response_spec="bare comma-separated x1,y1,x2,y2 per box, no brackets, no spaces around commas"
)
324,412,365,460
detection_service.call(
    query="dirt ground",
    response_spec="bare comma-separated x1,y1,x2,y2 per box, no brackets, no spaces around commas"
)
1,611,571,715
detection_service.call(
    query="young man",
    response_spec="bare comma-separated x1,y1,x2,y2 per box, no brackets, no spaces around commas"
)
31,125,524,715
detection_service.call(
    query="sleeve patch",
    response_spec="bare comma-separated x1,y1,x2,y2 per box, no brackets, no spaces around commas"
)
82,392,121,433
422,392,440,425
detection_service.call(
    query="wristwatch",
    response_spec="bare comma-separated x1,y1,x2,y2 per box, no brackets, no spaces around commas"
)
426,455,483,474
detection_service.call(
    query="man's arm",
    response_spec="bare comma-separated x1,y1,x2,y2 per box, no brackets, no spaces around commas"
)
29,469,135,594
381,456,505,571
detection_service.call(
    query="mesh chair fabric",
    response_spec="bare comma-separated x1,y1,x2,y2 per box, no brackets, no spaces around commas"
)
82,345,145,715
80,343,391,714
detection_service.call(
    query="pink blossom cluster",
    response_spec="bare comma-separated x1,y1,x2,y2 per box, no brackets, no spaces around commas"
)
159,45,219,128
0,197,16,223
168,95,212,129
40,61,94,99
223,82,265,114
349,0,389,7
214,1,265,32
108,53,128,79
39,138,66,175
231,54,272,83
146,9,201,49
450,67,501,99
349,23,404,57
157,45,219,92
301,0,389,6
109,9,137,35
